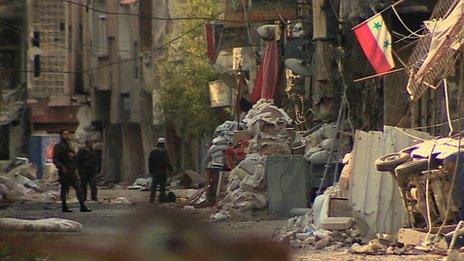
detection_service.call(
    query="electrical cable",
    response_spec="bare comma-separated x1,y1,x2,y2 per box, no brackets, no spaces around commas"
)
0,20,84,56
391,5,430,38
62,0,237,23
424,144,436,246
241,0,259,61
0,12,216,75
444,79,455,136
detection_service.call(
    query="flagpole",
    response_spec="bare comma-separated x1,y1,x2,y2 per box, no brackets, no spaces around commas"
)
353,67,407,83
351,0,406,30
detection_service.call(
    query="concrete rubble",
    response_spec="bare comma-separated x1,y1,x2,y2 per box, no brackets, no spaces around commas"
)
0,162,59,203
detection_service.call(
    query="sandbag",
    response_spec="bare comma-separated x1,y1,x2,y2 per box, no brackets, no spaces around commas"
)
236,154,259,175
209,144,228,154
212,136,227,145
0,218,83,232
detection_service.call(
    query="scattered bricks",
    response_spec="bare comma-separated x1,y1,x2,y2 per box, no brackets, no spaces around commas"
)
304,236,317,245
345,237,355,245
394,247,403,255
386,246,395,255
281,230,298,242
367,239,386,253
315,236,333,249
313,228,331,239
350,239,387,254
296,233,310,241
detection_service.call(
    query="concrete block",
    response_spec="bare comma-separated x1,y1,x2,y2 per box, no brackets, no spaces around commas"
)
321,217,353,230
265,155,309,218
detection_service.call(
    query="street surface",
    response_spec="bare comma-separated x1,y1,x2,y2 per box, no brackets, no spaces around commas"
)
0,188,443,260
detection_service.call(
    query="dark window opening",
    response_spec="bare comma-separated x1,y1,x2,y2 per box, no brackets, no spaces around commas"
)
133,42,139,79
32,31,40,47
33,55,41,78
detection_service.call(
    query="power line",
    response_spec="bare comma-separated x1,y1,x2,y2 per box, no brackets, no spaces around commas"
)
62,0,237,23
1,12,214,75
0,18,134,54
0,20,86,56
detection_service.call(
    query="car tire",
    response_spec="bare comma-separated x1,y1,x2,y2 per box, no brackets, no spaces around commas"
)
395,159,431,178
376,152,412,172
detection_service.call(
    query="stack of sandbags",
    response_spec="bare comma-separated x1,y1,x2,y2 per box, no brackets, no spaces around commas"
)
209,121,247,167
222,153,269,212
216,100,294,216
222,154,267,211
209,136,228,166
303,123,351,163
214,121,246,143
244,99,293,155
226,153,259,193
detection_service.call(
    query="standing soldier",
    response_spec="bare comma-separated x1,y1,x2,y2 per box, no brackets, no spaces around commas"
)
148,137,172,203
53,129,92,213
77,139,98,201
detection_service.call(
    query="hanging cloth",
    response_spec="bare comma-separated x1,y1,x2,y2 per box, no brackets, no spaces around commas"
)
251,40,280,103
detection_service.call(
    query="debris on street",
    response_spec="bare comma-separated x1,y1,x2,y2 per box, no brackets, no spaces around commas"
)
0,162,59,203
100,197,133,205
0,218,82,232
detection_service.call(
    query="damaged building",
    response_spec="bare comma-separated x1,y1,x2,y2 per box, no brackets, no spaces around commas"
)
0,0,28,161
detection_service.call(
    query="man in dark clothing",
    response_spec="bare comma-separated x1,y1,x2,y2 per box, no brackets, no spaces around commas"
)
148,137,172,203
53,129,91,213
77,139,98,201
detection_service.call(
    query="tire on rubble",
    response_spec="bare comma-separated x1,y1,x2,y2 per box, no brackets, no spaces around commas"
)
394,159,432,178
375,152,412,172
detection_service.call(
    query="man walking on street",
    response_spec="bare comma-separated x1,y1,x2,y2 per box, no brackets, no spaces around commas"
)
53,129,92,213
77,139,98,201
148,137,172,203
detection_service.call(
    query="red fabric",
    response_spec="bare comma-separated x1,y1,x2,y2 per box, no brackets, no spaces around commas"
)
353,22,393,74
252,41,280,103
121,0,137,5
224,146,235,171
205,23,217,63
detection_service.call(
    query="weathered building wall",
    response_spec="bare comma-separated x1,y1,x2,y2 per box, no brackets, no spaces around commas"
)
27,0,70,98
0,1,28,160
85,0,156,182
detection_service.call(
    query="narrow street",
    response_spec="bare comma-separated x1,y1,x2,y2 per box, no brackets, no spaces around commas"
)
2,0,464,260
0,188,444,260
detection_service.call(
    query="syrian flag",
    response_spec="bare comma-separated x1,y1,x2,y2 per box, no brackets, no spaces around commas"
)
353,13,395,74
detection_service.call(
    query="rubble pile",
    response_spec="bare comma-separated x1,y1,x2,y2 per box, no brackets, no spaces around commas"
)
0,163,59,203
278,207,361,250
219,100,293,214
